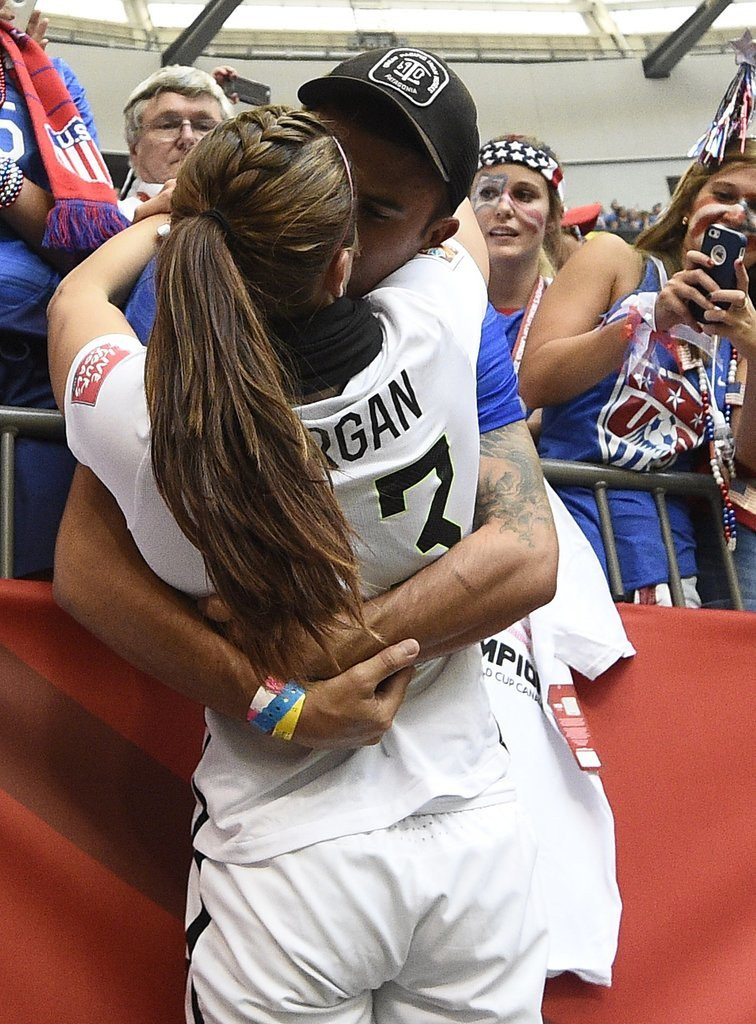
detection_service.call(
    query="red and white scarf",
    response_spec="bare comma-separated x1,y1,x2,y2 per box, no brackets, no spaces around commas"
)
0,22,128,252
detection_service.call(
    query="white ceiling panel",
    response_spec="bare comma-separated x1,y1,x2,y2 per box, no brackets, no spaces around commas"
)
23,0,755,60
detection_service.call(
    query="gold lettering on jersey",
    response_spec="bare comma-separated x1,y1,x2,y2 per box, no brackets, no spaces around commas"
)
309,369,422,465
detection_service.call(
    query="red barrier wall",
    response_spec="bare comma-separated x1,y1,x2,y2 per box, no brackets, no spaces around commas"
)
1,580,753,1024
542,603,756,1024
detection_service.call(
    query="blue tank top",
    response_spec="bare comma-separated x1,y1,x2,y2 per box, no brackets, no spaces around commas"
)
538,256,731,591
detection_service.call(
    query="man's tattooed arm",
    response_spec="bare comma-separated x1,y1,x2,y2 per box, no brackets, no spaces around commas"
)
302,420,559,673
475,420,555,546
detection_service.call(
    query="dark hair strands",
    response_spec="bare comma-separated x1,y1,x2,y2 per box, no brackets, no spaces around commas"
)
145,106,366,681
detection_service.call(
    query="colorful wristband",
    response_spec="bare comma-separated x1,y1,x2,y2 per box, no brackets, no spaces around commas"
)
247,677,306,742
0,157,24,210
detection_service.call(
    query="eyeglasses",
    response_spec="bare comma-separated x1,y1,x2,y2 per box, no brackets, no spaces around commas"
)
141,116,221,142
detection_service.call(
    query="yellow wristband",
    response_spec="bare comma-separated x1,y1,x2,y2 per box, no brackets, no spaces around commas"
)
271,692,306,741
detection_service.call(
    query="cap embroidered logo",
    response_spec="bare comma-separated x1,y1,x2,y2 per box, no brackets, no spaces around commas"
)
367,49,449,108
297,46,479,210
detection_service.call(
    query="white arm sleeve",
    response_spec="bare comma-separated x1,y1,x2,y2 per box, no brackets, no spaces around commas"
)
63,334,150,525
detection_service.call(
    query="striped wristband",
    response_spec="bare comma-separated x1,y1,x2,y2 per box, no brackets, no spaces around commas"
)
0,157,24,209
247,677,306,741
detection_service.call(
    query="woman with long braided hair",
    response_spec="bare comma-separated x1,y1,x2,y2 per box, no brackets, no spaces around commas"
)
145,107,366,680
47,102,548,1023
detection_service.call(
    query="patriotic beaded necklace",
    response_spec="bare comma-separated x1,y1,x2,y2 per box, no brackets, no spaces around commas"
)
694,339,739,550
680,30,753,549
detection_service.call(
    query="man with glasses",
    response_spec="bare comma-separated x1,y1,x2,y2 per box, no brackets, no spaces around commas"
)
119,65,233,221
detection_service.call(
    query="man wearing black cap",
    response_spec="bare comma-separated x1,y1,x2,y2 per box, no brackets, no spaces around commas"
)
286,46,557,676
53,48,555,1020
298,48,480,296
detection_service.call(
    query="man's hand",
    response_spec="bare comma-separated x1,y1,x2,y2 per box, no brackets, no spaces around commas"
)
211,64,238,103
292,639,420,749
25,10,49,47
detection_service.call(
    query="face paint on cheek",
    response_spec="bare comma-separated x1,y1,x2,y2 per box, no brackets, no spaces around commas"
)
511,200,546,233
687,201,729,246
471,173,509,212
738,199,756,234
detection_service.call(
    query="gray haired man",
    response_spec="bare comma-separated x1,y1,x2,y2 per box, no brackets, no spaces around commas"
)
119,65,233,220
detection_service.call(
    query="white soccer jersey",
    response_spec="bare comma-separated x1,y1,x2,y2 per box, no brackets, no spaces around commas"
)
482,484,633,984
65,240,511,864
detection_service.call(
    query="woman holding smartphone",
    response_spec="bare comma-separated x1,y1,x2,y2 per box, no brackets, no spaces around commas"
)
518,138,756,607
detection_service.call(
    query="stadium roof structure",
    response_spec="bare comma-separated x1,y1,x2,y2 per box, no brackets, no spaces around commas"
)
26,0,756,75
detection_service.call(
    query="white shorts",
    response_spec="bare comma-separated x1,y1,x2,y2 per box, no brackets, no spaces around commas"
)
185,799,548,1024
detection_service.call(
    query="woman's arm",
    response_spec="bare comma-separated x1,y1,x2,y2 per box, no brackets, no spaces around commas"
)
0,169,92,274
0,168,75,272
54,466,420,747
518,231,642,409
453,197,489,285
0,172,52,248
47,214,168,407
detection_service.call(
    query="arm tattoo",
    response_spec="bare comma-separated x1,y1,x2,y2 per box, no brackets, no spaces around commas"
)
474,422,553,547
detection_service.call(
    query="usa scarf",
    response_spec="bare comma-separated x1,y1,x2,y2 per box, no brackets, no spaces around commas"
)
0,23,128,252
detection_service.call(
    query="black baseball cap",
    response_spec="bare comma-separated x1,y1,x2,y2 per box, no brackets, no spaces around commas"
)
298,47,479,212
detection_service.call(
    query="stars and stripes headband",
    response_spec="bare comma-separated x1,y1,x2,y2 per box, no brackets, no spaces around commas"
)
477,138,565,199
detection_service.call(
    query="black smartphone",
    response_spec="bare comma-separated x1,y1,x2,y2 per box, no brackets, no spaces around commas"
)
221,75,271,107
689,223,747,322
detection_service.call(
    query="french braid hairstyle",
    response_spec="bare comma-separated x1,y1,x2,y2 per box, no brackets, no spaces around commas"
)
144,106,362,681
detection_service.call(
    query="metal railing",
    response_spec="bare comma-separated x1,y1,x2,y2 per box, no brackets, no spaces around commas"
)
0,405,744,608
541,459,743,610
0,406,66,579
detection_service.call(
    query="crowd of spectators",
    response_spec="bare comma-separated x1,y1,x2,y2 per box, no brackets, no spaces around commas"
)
594,199,664,241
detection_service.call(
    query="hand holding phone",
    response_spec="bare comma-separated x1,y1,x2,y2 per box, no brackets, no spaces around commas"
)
221,74,271,107
688,223,747,323
3,1,39,25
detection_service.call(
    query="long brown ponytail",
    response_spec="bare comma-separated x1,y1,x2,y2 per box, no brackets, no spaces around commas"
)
144,106,362,681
